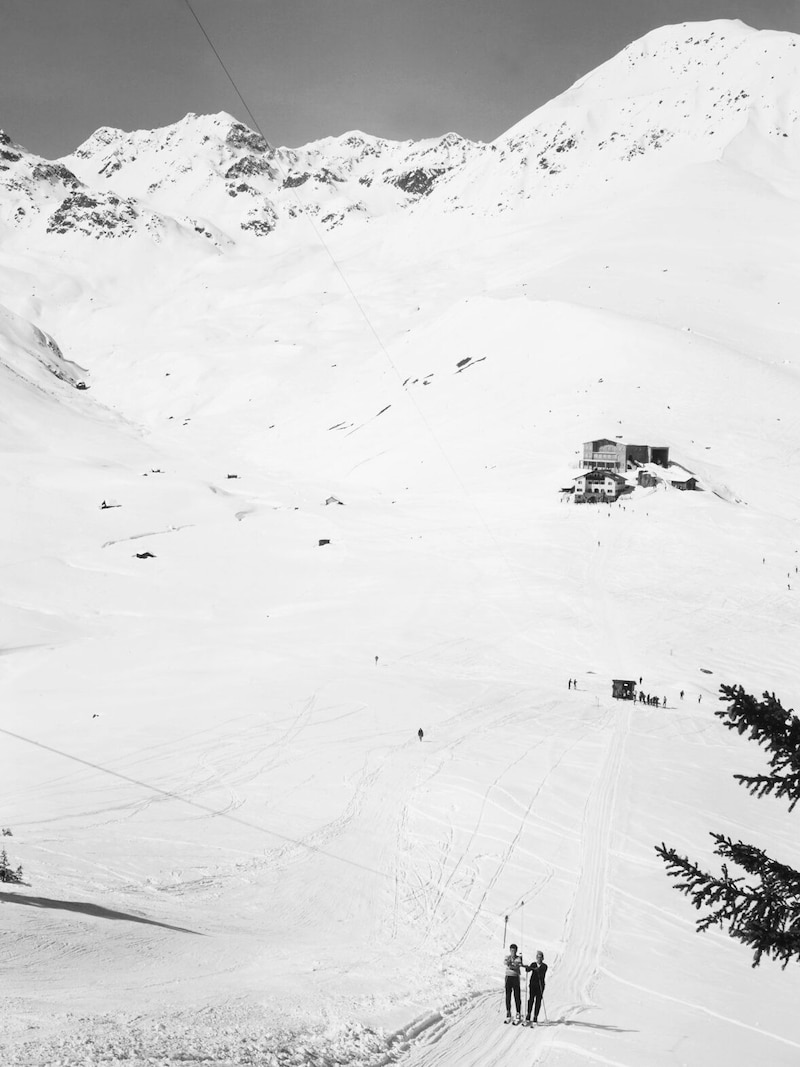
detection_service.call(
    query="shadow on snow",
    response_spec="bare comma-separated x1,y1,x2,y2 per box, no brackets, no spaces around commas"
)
544,1018,638,1033
0,892,204,934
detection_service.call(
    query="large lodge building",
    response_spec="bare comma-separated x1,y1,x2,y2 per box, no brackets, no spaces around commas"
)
582,439,669,471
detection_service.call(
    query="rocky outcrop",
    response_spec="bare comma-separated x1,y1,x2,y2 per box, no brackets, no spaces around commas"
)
392,167,447,196
46,191,141,237
225,122,271,154
31,162,81,188
225,155,278,182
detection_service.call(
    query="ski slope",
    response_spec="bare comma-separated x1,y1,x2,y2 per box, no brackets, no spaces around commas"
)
2,19,800,1067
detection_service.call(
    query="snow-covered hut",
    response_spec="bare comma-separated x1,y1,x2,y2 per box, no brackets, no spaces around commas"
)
667,471,698,491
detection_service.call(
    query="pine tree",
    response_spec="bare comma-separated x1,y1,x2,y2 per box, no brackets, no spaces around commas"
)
656,685,800,967
0,845,23,884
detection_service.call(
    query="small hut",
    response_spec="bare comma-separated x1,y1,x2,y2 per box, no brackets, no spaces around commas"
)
612,679,636,701
668,473,698,491
637,469,660,488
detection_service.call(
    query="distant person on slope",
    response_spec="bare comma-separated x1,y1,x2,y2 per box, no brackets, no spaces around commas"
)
524,951,548,1025
504,944,523,1023
418,728,424,742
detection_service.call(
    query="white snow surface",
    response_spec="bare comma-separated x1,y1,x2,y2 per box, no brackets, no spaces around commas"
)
2,18,800,1067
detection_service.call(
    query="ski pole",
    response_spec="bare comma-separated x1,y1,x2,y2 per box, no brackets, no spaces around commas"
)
519,902,525,1020
503,914,508,950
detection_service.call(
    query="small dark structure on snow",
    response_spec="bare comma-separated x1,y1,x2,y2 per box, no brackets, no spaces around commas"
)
325,495,344,506
612,679,637,700
667,471,698,491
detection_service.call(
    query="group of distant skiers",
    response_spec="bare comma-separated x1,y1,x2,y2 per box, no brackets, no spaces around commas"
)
503,945,547,1026
568,676,690,707
636,692,665,706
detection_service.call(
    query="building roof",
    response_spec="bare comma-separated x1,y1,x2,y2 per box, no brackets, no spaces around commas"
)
574,469,627,482
584,438,619,448
667,468,696,483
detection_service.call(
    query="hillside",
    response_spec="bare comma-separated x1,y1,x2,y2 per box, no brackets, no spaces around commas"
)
1,18,800,1067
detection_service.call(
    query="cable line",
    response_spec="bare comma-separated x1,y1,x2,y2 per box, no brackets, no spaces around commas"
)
179,0,546,640
0,725,389,883
5,3,554,930
181,0,264,137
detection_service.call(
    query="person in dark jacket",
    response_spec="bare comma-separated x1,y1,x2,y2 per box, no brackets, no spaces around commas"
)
503,944,523,1021
524,950,548,1024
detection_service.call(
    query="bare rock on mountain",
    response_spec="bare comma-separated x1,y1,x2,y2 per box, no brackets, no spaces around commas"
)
46,190,143,237
225,155,278,182
392,167,448,197
31,162,81,188
225,122,271,154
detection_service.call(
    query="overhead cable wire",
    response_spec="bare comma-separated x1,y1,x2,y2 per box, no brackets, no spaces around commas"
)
0,725,389,882
179,0,546,638
4,2,561,923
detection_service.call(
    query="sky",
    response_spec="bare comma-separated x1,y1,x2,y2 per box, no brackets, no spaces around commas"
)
2,0,800,158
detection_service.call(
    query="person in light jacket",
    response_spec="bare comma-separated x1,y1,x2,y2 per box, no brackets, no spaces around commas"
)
504,944,523,1021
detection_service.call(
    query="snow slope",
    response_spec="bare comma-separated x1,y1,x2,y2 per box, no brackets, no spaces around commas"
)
1,18,800,1067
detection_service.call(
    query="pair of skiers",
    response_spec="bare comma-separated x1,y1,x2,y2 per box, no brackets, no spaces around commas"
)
503,944,547,1025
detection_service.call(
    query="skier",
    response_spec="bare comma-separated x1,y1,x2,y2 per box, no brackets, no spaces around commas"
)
680,690,684,700
524,950,548,1025
418,728,424,742
504,944,523,1024
568,679,572,690
662,696,667,708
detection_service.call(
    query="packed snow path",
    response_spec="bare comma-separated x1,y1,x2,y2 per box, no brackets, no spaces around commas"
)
401,703,632,1067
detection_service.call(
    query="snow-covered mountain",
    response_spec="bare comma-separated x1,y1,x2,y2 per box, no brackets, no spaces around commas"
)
2,19,800,1067
2,113,484,242
443,19,800,210
63,114,484,237
0,129,204,243
4,19,800,246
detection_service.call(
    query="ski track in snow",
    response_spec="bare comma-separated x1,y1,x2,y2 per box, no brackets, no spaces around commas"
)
397,704,631,1067
598,967,800,1053
398,482,640,1066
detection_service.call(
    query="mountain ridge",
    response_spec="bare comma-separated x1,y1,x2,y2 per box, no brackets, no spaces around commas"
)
3,19,800,245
